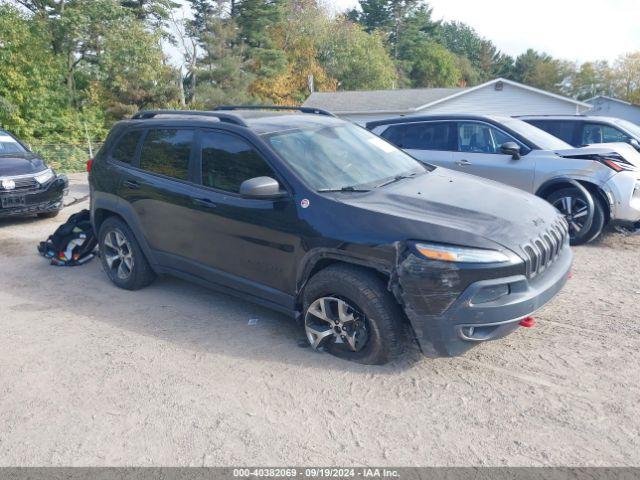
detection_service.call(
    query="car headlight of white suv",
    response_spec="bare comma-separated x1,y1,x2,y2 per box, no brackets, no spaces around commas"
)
34,168,54,185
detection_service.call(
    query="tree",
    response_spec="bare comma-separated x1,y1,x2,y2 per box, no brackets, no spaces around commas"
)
408,40,461,88
0,3,106,142
248,0,335,103
565,61,614,100
97,14,180,117
512,49,570,93
120,0,179,28
235,0,287,77
438,21,514,83
320,20,396,90
613,52,640,104
191,14,255,106
347,0,439,60
347,0,392,33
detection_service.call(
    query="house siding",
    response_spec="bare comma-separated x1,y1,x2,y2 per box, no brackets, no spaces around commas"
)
586,98,640,125
423,82,586,116
339,82,588,125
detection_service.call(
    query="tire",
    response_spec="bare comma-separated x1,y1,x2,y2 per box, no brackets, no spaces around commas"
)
547,187,605,246
37,210,60,219
302,264,405,365
98,216,156,290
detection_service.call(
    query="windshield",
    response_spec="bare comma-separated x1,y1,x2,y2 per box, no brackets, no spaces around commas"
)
500,118,572,150
0,133,27,154
265,124,425,191
614,119,640,139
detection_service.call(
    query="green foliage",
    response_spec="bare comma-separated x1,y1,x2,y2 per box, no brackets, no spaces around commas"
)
511,49,573,94
5,0,640,177
0,0,180,171
191,14,256,107
438,21,514,83
407,40,461,88
320,21,396,90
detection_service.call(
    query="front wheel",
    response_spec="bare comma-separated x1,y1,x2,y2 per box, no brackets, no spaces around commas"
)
547,187,605,245
302,264,405,365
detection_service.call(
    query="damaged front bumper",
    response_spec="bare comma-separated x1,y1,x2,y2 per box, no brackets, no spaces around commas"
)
394,246,572,357
0,174,68,217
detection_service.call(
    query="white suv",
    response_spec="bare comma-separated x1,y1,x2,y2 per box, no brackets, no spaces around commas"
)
367,114,640,244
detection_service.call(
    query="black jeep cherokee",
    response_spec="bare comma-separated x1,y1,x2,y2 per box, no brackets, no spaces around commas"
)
0,129,68,218
89,107,572,364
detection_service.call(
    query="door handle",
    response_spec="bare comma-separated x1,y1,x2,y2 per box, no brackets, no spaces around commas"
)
456,159,472,166
124,180,140,189
193,198,217,209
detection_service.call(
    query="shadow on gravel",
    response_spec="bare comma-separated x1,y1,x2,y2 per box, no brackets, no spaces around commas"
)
2,244,424,374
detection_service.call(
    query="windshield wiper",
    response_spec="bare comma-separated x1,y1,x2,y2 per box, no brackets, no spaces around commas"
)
375,172,417,188
317,186,371,193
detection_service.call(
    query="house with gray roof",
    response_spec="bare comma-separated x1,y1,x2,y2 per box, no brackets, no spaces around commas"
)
303,78,591,125
585,95,640,125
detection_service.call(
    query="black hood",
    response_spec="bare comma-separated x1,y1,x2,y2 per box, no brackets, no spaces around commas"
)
0,153,47,177
326,167,563,256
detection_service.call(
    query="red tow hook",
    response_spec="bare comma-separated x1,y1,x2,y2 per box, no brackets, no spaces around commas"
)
519,316,536,328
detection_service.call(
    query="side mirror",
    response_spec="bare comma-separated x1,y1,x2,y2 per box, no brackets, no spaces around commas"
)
500,141,521,160
239,176,286,199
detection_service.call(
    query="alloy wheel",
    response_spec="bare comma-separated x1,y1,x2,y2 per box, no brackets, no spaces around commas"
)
103,229,135,280
552,196,589,237
305,296,369,352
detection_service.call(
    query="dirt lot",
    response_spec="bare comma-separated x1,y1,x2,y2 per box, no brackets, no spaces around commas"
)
1,182,639,466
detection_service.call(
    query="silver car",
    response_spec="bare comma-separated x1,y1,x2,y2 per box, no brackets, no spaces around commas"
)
367,115,640,244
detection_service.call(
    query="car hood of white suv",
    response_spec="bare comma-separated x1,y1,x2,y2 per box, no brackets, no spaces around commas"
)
553,142,640,168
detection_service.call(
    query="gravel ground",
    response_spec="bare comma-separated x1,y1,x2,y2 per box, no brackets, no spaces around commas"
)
0,191,639,467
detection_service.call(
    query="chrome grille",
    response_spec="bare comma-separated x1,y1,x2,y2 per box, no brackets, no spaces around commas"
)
521,218,569,278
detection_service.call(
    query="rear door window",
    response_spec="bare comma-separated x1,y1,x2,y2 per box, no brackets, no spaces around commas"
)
139,129,194,180
111,130,143,164
581,123,630,144
200,131,275,193
380,122,455,150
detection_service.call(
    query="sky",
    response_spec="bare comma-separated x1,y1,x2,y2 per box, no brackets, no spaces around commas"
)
331,0,640,63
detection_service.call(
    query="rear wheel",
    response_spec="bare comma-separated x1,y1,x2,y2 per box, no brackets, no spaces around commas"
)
547,187,604,245
98,217,156,290
302,264,405,365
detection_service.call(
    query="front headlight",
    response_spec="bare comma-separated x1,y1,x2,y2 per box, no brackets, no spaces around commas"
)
634,182,640,198
34,168,54,185
415,242,511,263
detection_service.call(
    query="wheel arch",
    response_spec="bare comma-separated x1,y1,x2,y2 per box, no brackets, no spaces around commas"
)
295,251,392,312
536,177,610,223
92,198,160,271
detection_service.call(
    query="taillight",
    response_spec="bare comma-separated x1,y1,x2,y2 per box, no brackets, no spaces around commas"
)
86,158,94,173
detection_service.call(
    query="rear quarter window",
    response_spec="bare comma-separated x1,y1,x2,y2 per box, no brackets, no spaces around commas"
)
110,130,143,164
528,120,577,145
380,122,455,150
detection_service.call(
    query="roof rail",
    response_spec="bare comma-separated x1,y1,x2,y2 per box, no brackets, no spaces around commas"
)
513,114,587,118
215,105,336,117
131,110,248,127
